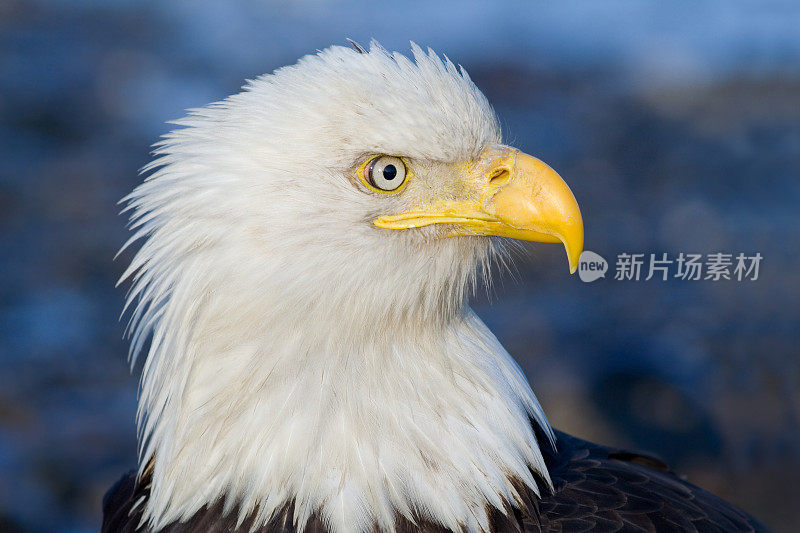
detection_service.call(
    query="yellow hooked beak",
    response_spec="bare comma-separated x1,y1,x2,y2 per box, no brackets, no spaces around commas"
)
374,147,584,273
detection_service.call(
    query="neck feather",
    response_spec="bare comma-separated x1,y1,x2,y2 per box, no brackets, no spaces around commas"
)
135,295,552,532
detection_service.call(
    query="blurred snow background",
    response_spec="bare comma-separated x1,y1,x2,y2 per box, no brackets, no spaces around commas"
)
1,0,799,531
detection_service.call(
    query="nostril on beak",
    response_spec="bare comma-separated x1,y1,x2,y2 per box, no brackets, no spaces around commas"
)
488,168,511,187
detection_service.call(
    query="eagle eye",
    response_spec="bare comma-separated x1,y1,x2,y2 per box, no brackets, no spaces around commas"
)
361,155,408,193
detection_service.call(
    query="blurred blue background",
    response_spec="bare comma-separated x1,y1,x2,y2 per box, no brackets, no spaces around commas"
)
1,0,799,531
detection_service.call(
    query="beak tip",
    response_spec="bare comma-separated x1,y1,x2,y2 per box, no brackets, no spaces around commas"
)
564,240,583,275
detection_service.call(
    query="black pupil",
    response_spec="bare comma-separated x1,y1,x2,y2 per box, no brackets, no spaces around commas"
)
382,164,397,181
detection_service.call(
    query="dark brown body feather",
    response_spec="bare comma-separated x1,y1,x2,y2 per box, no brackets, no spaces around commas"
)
102,430,766,532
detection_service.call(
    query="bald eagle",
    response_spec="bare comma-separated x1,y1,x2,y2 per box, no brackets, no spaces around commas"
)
103,43,764,532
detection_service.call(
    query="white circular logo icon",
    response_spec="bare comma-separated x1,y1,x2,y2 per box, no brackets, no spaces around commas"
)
578,251,608,282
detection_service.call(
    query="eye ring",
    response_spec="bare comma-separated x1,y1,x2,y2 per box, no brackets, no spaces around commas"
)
358,155,409,194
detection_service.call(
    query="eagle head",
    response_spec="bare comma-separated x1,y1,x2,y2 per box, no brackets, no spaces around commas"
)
121,42,583,533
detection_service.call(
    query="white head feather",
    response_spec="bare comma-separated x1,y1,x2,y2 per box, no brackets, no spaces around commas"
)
120,42,553,533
